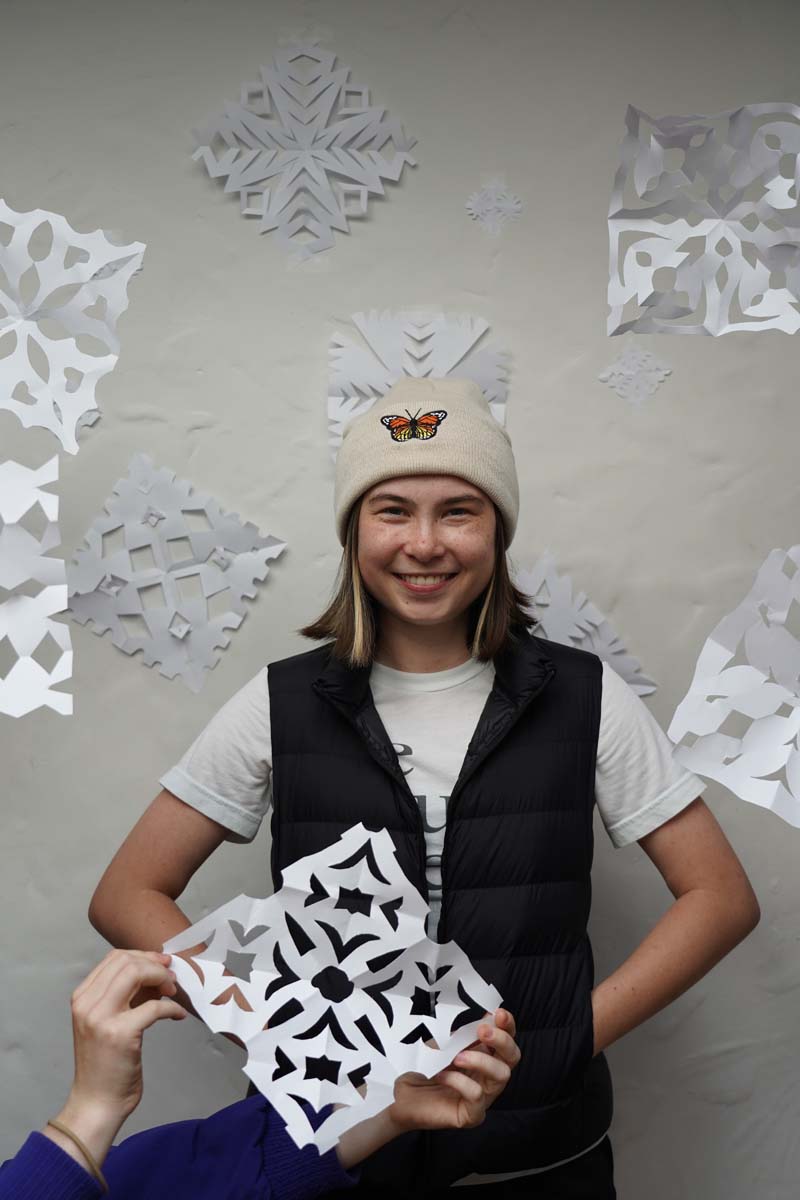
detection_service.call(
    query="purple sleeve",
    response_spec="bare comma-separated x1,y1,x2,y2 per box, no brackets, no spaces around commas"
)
0,1132,103,1200
101,1095,360,1200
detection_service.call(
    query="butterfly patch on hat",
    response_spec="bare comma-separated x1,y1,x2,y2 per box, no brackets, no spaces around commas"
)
380,409,447,442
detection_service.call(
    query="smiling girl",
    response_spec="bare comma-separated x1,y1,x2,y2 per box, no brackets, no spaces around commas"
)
90,377,760,1199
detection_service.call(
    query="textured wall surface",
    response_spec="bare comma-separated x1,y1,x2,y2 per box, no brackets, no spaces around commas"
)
2,1,799,1196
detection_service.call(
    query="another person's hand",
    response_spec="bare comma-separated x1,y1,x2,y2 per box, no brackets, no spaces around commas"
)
336,1007,520,1169
44,949,186,1175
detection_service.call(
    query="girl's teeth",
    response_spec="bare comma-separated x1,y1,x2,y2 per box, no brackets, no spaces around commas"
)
401,575,451,584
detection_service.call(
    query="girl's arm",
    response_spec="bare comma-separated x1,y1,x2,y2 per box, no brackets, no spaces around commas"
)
88,790,229,1013
591,796,761,1055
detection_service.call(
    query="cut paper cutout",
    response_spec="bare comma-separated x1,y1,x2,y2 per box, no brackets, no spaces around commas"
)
0,199,145,451
598,345,672,405
328,310,510,456
164,823,502,1152
67,453,286,692
608,104,800,335
514,551,656,695
465,179,523,236
0,457,72,716
668,546,800,828
192,42,416,260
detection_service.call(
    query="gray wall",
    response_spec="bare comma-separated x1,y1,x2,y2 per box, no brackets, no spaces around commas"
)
2,1,798,1196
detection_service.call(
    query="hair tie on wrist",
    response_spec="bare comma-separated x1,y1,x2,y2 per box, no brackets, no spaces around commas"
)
46,1118,109,1194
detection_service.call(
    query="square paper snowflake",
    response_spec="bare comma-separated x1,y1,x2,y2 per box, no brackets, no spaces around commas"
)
514,551,656,695
67,454,286,692
0,199,144,452
608,104,800,335
164,824,502,1152
193,42,416,259
668,546,800,828
597,345,672,405
328,310,510,456
0,457,72,716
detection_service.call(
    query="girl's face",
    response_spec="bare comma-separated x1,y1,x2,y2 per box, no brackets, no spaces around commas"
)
357,475,496,629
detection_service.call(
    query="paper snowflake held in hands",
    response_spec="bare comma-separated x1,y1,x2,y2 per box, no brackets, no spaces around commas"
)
66,454,286,692
328,309,510,456
668,546,800,828
192,42,417,259
0,199,144,452
0,457,72,717
608,103,800,335
164,824,502,1152
597,345,672,406
514,551,657,695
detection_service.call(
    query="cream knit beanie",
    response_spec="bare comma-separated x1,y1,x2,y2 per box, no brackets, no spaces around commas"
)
334,377,519,546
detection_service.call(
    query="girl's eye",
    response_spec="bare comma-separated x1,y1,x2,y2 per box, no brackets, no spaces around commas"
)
379,506,471,517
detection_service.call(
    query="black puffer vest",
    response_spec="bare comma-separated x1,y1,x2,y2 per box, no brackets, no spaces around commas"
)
267,632,613,1192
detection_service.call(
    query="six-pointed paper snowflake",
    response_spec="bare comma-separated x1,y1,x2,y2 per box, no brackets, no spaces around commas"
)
0,457,72,717
465,180,524,236
0,199,144,452
668,546,800,828
164,823,502,1152
514,551,656,695
192,42,417,259
66,453,286,692
608,103,800,335
328,310,510,456
597,345,672,405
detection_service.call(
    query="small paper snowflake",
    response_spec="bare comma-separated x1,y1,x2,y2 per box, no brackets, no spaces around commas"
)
193,42,416,259
0,457,72,717
0,199,144,453
598,345,672,405
328,309,510,456
609,103,800,335
465,180,523,236
669,546,800,828
66,454,286,692
164,823,502,1153
515,551,656,695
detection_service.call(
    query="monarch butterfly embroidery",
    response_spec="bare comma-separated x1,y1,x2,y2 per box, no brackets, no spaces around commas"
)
380,408,448,441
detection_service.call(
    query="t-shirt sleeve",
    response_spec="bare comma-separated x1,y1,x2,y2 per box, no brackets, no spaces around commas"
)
595,661,707,848
158,666,272,844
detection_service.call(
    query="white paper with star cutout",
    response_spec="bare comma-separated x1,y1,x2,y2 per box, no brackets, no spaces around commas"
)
164,823,502,1152
668,546,800,828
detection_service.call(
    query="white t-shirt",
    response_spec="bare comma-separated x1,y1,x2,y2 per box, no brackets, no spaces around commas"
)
159,652,705,1180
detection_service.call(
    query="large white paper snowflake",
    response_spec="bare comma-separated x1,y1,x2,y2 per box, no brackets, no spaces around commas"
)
328,310,510,456
514,551,656,695
0,199,144,452
597,345,672,405
0,457,72,717
608,103,800,335
192,42,417,259
66,454,286,692
164,823,502,1153
465,180,524,236
668,546,800,827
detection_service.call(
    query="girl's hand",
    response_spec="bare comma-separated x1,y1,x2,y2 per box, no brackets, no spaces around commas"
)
45,949,187,1174
389,1007,520,1133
